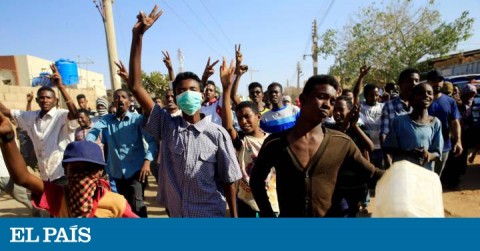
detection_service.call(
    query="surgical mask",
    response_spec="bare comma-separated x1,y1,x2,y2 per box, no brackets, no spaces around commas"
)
176,91,202,116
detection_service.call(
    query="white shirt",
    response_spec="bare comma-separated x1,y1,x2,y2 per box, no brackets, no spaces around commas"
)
12,107,78,181
0,150,9,177
360,102,385,150
200,96,223,126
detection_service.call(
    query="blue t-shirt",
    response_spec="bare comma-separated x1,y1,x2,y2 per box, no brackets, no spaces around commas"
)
383,114,444,171
260,105,300,133
428,94,461,152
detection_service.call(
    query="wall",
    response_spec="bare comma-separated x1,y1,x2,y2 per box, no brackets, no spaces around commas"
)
0,84,100,111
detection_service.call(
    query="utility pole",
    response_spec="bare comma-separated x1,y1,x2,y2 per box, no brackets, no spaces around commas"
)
297,61,302,88
93,0,121,91
249,67,259,82
311,19,319,76
303,19,319,76
177,49,184,74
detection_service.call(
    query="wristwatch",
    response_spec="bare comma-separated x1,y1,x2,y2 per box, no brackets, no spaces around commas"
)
0,132,15,143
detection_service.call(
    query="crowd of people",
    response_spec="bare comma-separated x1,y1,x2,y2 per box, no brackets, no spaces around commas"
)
1,5,479,218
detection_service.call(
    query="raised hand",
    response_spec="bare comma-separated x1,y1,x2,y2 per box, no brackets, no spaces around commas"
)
235,44,242,66
201,57,219,83
0,111,14,138
115,60,129,82
359,64,371,78
234,44,249,75
349,105,360,125
162,50,173,70
48,64,63,88
132,5,163,35
26,91,33,102
220,57,235,90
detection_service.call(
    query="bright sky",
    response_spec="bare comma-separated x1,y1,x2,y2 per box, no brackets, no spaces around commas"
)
1,0,479,96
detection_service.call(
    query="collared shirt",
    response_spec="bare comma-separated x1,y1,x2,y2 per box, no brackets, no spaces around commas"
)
145,104,242,217
11,108,77,181
380,97,412,137
86,112,157,180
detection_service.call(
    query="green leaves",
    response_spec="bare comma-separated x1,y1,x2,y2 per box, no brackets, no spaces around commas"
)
328,0,473,88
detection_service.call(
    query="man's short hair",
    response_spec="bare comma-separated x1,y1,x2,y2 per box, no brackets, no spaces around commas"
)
76,94,86,100
248,82,263,91
342,89,353,95
172,72,202,92
235,101,260,115
398,68,419,85
77,108,91,118
363,84,378,95
302,75,339,96
337,95,353,110
37,86,56,97
267,82,283,93
206,80,215,87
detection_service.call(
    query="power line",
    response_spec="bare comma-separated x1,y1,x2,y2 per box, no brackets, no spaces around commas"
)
161,0,222,57
199,0,235,46
181,0,230,54
317,0,336,29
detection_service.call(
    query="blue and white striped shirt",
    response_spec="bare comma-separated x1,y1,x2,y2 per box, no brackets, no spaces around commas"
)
260,105,300,134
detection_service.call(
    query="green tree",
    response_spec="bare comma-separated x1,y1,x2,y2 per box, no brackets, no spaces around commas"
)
121,71,170,98
328,0,474,87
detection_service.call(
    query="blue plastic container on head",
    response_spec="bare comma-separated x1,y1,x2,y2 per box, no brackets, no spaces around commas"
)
55,59,79,85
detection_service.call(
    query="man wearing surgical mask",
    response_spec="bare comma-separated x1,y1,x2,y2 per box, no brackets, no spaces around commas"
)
126,5,241,217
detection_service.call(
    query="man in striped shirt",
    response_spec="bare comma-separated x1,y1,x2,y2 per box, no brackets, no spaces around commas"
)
127,6,241,217
260,83,300,133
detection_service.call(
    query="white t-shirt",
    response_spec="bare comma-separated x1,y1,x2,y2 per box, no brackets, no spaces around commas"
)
360,102,385,150
200,96,223,126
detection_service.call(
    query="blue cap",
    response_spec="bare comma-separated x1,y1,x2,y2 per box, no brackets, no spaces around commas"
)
62,141,106,167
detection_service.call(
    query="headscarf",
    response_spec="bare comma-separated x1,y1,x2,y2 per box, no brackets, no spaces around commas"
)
96,97,109,116
67,169,109,218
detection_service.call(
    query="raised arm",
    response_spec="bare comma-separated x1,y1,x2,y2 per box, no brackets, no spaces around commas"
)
353,64,371,106
162,50,175,82
201,57,219,84
231,44,248,105
349,105,374,152
115,60,129,83
0,100,12,119
0,112,44,195
128,5,163,116
26,91,33,111
50,64,77,120
220,57,238,141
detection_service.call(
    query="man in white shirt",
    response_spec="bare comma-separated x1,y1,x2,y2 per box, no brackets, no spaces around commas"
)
360,84,385,169
0,64,78,185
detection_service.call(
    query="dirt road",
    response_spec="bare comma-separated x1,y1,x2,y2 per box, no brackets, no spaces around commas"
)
1,158,480,217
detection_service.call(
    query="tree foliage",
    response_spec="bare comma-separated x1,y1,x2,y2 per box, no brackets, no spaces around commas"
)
121,71,170,98
326,0,474,87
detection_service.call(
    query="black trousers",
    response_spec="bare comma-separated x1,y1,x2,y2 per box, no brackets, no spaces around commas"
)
114,172,148,218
